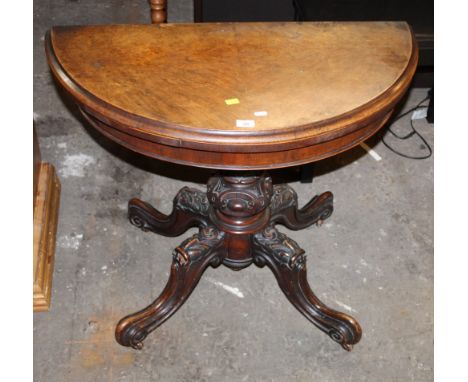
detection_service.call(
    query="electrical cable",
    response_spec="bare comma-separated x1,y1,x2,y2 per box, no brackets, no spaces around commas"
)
382,95,433,160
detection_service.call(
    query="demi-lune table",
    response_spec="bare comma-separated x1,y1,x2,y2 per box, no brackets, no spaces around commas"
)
45,22,417,351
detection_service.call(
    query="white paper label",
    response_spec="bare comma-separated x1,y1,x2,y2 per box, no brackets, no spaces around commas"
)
236,119,256,128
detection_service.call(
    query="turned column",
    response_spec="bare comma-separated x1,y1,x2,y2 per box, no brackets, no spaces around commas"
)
207,174,273,270
149,0,167,24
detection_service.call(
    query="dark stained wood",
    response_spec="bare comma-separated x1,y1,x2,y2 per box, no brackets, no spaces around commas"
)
127,187,209,236
45,22,417,169
252,225,362,351
45,22,417,351
116,224,225,349
116,174,360,350
270,186,333,229
79,108,392,170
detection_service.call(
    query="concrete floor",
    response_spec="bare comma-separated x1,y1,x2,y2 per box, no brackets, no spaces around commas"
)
34,1,433,381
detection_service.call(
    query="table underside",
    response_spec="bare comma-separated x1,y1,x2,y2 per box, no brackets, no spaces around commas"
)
81,107,393,170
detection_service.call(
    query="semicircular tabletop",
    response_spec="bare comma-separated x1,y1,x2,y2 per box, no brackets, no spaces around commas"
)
46,22,417,170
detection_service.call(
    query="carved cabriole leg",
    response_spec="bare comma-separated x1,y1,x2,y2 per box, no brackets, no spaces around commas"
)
149,0,167,24
117,172,362,351
252,226,362,351
128,187,210,237
270,184,333,230
116,226,225,349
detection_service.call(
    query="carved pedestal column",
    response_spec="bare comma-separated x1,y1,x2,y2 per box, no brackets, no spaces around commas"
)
206,174,273,270
115,173,362,351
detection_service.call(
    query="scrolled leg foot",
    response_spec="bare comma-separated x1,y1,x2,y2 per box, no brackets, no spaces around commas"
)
270,185,333,230
115,226,225,349
253,226,362,351
128,187,210,237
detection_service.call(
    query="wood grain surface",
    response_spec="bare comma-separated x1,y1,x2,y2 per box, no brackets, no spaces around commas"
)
34,163,61,312
46,22,417,169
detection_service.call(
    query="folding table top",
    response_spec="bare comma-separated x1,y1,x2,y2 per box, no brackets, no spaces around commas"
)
46,22,417,169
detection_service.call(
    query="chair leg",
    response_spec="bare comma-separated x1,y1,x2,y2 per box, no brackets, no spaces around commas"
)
149,0,167,24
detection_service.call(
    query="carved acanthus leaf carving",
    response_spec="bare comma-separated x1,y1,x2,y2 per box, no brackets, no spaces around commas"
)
173,227,224,267
175,187,209,216
207,174,273,218
270,184,298,212
253,226,306,270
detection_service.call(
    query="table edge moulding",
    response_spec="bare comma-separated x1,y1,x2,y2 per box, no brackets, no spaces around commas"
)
45,22,417,170
45,21,418,352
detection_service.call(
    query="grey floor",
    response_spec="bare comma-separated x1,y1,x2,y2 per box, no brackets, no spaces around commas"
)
33,1,434,381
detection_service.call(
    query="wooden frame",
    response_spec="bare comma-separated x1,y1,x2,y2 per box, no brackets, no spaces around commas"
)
33,162,61,312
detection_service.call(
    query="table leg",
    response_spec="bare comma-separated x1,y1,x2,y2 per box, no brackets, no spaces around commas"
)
270,185,333,229
115,172,362,351
252,226,362,351
115,226,225,349
127,187,210,236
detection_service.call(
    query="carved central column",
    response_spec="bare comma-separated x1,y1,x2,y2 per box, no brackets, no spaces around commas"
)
116,171,361,351
206,174,273,270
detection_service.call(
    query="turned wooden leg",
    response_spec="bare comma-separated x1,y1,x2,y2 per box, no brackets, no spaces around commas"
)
252,226,362,351
270,184,333,230
116,226,225,349
128,187,210,237
149,0,167,24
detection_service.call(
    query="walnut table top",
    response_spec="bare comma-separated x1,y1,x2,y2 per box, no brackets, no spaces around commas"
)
44,21,418,352
46,22,417,169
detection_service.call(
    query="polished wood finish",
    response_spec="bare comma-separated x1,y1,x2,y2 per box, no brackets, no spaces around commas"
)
45,22,417,169
149,0,167,23
80,109,392,170
33,163,61,312
116,174,361,350
45,22,416,350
